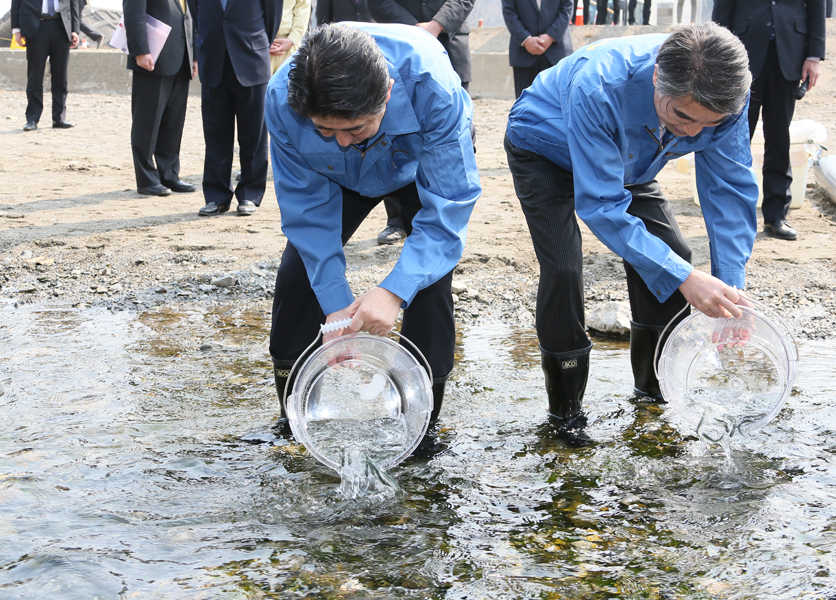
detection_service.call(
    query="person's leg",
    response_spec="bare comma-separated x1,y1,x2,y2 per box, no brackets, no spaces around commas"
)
200,56,236,210
155,67,190,187
24,28,49,124
79,20,103,44
130,69,167,190
583,0,592,24
47,20,70,125
377,196,406,245
627,0,637,24
505,134,592,445
596,0,609,23
760,42,797,231
269,188,382,430
512,65,540,98
642,0,652,24
623,181,691,400
613,0,621,24
233,79,269,208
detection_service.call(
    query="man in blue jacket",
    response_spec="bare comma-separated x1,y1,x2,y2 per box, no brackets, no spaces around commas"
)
265,23,480,438
505,23,758,445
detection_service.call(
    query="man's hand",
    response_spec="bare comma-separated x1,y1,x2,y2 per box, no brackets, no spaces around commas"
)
801,58,822,90
417,20,444,37
13,31,26,47
348,287,403,337
270,38,293,55
192,60,198,78
522,36,546,56
535,33,554,51
136,53,155,71
678,269,744,319
70,32,79,49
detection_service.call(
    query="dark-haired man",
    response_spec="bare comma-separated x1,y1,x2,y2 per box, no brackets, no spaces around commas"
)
505,23,758,445
264,23,480,438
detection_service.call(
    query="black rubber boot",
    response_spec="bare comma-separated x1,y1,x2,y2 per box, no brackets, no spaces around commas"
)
413,377,448,458
630,321,665,402
272,358,294,438
542,345,594,447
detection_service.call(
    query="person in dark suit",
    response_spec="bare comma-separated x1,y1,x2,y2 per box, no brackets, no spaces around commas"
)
315,0,371,24
124,0,197,197
714,0,826,241
11,0,80,131
193,0,283,217
367,0,474,244
502,0,574,98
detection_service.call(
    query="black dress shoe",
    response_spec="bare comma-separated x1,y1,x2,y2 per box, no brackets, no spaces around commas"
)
764,220,798,241
52,121,74,129
138,184,172,196
376,225,407,245
236,200,257,216
161,179,196,193
198,201,230,216
23,121,37,131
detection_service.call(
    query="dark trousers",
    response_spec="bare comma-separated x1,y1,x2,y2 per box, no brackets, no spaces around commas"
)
748,41,798,224
504,135,690,354
24,19,70,124
596,0,620,24
512,55,552,98
627,0,651,24
130,64,189,189
201,53,268,207
270,183,455,381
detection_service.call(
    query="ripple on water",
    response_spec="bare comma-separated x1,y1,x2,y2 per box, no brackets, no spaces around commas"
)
0,303,834,598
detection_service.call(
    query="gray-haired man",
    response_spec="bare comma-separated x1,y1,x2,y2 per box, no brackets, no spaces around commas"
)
504,23,758,445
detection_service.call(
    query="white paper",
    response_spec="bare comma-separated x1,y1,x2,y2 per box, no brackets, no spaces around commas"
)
109,14,172,64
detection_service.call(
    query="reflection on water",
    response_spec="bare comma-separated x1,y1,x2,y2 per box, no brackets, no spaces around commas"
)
0,303,834,598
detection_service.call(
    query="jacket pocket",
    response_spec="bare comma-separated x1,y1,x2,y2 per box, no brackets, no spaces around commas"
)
305,153,345,176
794,18,808,34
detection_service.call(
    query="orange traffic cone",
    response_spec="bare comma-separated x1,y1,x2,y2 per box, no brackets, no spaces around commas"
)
574,3,584,25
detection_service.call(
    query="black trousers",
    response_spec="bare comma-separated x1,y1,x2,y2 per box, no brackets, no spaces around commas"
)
130,64,189,189
627,0,651,24
79,19,102,42
512,55,552,99
748,41,798,224
270,183,455,381
24,18,70,124
596,0,620,24
504,135,690,354
574,0,592,24
200,52,268,207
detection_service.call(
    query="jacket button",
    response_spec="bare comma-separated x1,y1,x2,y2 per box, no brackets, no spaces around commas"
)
327,165,333,170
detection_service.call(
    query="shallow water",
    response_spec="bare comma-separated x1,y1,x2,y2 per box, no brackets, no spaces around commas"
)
0,301,833,599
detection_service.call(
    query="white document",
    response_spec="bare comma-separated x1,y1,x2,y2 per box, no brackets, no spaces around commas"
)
109,15,172,64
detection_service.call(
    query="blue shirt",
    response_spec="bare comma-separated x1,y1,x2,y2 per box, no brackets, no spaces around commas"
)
265,23,480,315
506,34,758,302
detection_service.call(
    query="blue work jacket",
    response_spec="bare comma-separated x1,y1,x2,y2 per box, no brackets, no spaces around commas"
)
506,34,758,302
265,22,480,315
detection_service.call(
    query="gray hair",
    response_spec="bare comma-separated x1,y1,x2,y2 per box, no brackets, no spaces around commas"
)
656,22,752,115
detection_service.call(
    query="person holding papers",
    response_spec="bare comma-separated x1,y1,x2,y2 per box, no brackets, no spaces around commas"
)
123,0,197,197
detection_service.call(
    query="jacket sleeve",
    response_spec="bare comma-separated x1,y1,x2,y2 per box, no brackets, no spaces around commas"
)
314,0,331,24
10,0,20,30
368,0,420,25
502,0,531,46
568,84,693,302
694,99,758,289
123,0,150,56
807,0,826,60
380,78,480,306
71,0,80,33
712,0,735,29
285,0,311,47
432,0,475,34
264,0,284,42
545,0,573,43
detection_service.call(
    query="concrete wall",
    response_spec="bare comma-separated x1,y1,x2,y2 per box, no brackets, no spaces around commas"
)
0,25,671,100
